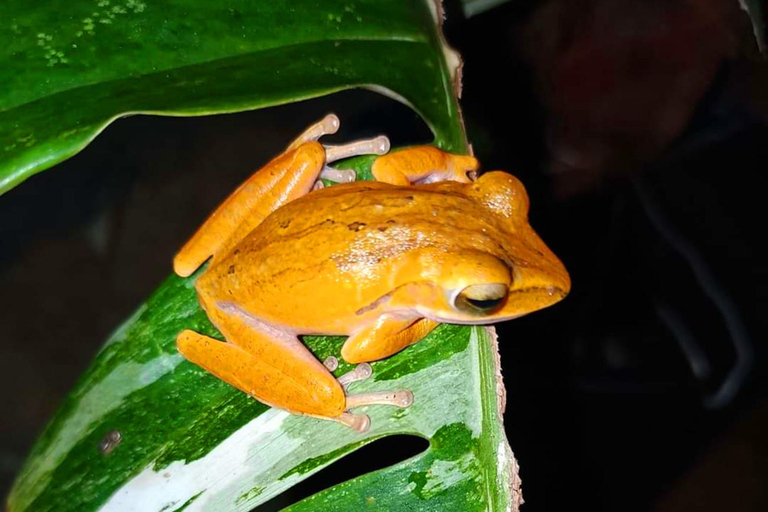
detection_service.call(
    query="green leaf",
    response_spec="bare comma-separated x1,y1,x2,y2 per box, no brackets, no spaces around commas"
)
0,0,464,193
6,1,521,511
10,272,517,512
742,0,767,51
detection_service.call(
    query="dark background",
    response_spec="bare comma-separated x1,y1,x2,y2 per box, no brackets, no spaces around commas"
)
2,0,767,510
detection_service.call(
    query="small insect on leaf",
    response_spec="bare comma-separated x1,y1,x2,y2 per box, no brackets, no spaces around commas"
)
98,430,122,456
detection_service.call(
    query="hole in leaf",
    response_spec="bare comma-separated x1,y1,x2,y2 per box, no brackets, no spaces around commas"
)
250,434,429,512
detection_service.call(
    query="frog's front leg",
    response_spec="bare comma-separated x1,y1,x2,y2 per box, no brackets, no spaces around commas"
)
177,300,412,432
371,146,479,186
173,115,390,277
341,316,440,364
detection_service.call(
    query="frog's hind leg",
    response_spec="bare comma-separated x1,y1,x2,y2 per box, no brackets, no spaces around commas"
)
177,299,411,431
177,329,347,420
173,140,329,277
173,114,389,277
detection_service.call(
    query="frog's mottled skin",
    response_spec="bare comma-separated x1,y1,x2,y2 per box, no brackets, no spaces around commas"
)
173,115,570,432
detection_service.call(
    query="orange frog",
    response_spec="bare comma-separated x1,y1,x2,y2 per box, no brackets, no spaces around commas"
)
173,114,570,432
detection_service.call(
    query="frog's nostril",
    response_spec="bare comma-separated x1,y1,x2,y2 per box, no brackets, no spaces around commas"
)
544,282,570,300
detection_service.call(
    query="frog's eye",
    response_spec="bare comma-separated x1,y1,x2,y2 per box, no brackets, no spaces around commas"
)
454,283,507,315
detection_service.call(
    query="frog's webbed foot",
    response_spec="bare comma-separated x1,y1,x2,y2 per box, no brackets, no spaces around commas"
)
332,363,413,433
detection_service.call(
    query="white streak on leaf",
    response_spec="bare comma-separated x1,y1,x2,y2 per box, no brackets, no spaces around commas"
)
97,343,477,511
12,353,184,511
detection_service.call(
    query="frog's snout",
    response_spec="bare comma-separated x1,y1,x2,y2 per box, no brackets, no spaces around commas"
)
509,261,571,312
541,267,571,299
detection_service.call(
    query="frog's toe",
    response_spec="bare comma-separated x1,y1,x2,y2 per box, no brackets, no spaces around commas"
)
319,167,357,184
338,363,412,409
332,364,412,432
337,412,371,433
323,356,339,371
287,113,341,150
338,363,372,390
347,390,414,409
324,135,390,163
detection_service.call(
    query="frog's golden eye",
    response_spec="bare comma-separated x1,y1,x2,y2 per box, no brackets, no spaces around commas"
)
454,283,508,315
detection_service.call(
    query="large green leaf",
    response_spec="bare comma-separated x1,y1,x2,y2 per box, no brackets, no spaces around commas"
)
6,1,522,511
9,269,518,512
0,0,464,193
742,0,767,51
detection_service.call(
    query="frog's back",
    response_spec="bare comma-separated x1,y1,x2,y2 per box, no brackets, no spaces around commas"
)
246,180,503,261
200,181,508,332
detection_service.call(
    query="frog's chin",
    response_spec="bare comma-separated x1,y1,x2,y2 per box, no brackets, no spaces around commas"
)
420,311,527,326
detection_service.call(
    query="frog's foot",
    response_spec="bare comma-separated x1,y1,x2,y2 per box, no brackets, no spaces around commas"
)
337,390,414,433
288,113,390,165
331,363,413,433
315,135,390,187
287,113,340,150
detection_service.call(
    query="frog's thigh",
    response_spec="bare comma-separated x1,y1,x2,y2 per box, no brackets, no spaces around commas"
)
341,317,440,364
177,329,345,418
173,142,327,278
371,146,478,186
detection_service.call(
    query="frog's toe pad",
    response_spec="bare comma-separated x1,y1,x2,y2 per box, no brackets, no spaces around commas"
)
338,412,371,433
338,362,372,389
323,356,339,371
319,167,356,183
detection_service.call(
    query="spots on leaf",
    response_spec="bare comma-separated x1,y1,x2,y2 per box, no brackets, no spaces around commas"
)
98,429,122,455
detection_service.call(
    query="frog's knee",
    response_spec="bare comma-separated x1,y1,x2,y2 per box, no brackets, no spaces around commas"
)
176,329,200,355
292,141,326,168
298,378,346,418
